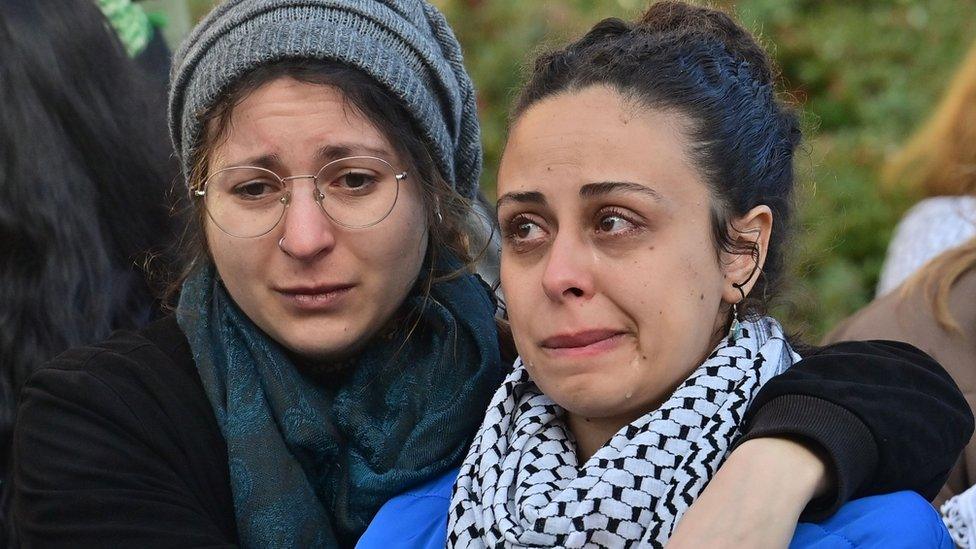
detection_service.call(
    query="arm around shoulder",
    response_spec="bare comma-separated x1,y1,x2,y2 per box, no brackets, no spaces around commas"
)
740,340,973,517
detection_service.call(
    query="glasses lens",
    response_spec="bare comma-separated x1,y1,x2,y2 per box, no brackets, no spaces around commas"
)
315,157,401,228
203,167,286,238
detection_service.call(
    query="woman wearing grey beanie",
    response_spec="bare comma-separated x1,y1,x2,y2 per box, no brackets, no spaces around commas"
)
6,0,970,547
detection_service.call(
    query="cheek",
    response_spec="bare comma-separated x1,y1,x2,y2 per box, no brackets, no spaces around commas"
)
204,216,282,317
206,225,253,285
499,257,542,340
355,187,428,286
607,239,725,341
608,240,716,302
394,188,428,263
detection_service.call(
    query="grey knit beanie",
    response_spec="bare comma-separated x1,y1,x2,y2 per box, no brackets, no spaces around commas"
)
168,0,482,198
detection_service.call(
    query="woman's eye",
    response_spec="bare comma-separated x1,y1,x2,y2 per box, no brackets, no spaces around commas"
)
598,215,632,232
596,210,641,235
503,215,547,248
516,220,541,239
332,171,378,192
233,180,279,198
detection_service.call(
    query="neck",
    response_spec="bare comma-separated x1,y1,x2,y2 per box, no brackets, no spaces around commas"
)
565,350,719,462
567,412,637,462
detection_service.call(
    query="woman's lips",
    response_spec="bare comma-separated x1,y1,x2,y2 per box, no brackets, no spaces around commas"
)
275,284,354,311
540,329,628,358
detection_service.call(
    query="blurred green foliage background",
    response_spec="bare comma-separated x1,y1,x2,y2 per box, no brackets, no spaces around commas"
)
165,0,976,340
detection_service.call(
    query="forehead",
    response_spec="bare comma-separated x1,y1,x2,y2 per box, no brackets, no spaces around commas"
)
499,86,703,197
210,77,398,167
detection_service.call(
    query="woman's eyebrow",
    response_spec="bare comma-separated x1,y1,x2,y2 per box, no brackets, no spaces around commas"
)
580,181,664,201
219,144,397,170
316,143,395,162
223,153,282,170
496,190,548,210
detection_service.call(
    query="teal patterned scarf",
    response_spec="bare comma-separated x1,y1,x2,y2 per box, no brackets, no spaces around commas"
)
177,260,502,547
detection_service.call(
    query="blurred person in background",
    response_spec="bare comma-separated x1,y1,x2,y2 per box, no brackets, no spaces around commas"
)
827,37,976,548
96,0,173,91
0,0,177,525
874,38,976,297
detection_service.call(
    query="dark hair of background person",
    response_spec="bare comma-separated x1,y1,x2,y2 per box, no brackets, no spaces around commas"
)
0,0,178,491
511,0,802,324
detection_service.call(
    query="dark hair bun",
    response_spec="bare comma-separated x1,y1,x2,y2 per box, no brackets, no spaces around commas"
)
637,1,776,86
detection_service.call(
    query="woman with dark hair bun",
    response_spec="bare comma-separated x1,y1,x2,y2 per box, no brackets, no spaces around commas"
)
0,0,176,485
363,2,967,547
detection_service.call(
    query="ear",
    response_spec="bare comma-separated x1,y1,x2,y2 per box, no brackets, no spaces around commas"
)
720,205,773,305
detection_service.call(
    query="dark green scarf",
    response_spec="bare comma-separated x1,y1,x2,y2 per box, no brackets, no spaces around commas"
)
176,260,502,547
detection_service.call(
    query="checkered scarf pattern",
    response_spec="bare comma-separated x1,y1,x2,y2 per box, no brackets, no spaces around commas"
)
942,484,976,548
448,316,798,548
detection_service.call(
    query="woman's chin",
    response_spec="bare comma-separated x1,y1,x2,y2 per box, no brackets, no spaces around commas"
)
548,380,660,423
269,324,371,364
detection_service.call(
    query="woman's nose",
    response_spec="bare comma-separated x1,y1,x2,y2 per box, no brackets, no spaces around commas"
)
540,232,595,302
276,178,336,260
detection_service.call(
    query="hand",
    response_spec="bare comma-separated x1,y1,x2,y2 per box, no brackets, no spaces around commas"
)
666,437,833,548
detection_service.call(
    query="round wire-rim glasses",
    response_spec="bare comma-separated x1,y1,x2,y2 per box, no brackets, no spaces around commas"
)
193,155,407,238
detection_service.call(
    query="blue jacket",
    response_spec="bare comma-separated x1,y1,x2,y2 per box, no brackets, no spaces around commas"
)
357,469,952,548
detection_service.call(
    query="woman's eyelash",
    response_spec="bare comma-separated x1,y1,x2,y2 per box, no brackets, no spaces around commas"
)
598,208,645,229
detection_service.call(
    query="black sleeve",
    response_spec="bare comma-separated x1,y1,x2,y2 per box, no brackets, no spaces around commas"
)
737,339,974,521
10,349,238,548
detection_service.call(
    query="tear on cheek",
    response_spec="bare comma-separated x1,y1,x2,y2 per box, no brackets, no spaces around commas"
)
623,354,641,400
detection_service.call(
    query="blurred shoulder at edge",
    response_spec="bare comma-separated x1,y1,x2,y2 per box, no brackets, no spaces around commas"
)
827,237,976,507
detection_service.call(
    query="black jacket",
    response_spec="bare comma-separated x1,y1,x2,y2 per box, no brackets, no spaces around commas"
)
9,316,973,547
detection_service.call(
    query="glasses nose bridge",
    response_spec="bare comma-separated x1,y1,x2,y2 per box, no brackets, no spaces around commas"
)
278,173,324,206
280,173,317,183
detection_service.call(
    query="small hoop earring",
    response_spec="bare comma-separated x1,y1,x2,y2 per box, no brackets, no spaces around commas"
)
278,236,286,251
435,204,444,224
734,284,746,302
727,301,743,343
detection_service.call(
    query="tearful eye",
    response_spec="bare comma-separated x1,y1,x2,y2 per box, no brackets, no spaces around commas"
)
233,180,280,198
593,208,645,237
502,214,548,251
515,221,538,239
333,171,377,191
598,214,633,233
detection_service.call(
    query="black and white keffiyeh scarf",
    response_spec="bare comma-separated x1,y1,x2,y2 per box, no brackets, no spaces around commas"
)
942,485,976,548
448,316,799,548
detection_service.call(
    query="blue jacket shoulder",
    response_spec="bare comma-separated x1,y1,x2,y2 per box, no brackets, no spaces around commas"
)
356,469,458,549
791,490,951,548
358,470,950,548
